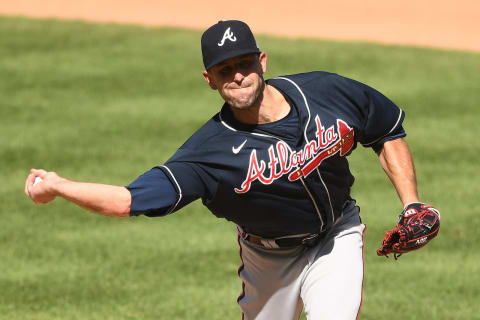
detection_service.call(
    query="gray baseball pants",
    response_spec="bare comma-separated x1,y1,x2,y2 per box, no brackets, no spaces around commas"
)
236,205,365,320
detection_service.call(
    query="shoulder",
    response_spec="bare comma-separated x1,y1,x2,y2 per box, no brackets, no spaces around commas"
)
269,71,335,86
178,113,225,150
166,111,240,163
268,71,366,94
180,108,247,149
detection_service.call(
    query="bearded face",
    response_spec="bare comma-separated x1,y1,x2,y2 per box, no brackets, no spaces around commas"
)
203,53,267,111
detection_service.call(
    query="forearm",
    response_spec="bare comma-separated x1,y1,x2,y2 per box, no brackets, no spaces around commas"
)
26,169,131,217
54,179,131,217
377,138,419,206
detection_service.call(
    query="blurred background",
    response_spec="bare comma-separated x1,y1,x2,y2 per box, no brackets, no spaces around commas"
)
1,1,479,320
1,0,479,52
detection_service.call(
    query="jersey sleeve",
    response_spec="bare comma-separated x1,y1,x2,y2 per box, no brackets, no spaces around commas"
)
126,161,211,217
332,74,406,152
127,113,225,217
126,167,178,217
371,125,406,152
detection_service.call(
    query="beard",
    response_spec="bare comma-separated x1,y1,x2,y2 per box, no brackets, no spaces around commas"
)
221,76,265,110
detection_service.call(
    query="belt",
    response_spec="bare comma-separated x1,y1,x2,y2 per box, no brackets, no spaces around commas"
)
238,199,357,249
240,230,326,249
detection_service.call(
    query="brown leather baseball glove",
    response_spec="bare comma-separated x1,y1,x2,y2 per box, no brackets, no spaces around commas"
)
377,202,440,259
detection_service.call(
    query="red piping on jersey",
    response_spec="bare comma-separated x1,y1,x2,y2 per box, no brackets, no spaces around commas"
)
236,228,246,319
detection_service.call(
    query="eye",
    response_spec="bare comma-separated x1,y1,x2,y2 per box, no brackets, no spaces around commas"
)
219,66,233,76
238,59,254,69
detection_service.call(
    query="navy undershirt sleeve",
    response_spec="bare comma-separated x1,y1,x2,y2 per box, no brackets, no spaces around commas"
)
126,167,177,217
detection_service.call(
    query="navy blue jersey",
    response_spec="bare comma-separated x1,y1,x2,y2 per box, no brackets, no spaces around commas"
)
128,72,405,238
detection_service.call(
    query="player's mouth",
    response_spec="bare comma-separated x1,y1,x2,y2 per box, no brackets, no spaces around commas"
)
226,79,253,90
227,83,251,89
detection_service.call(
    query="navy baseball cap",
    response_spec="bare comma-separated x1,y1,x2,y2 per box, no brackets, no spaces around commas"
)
201,20,260,70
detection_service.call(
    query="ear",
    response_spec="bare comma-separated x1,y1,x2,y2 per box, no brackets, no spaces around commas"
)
259,52,268,74
202,70,218,90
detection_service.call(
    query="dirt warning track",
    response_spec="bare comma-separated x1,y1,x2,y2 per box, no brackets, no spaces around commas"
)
1,0,478,52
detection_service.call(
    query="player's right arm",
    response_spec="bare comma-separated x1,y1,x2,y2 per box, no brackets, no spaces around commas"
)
25,168,131,218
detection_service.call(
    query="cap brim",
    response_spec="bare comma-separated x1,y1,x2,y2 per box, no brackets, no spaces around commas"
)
205,48,261,70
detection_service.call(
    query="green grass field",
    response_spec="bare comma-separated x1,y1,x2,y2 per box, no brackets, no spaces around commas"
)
1,16,479,319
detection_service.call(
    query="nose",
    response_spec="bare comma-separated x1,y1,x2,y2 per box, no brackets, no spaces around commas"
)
233,71,245,83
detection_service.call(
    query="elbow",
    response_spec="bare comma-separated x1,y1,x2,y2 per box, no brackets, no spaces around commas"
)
99,188,132,218
118,187,132,217
114,203,131,218
114,192,132,218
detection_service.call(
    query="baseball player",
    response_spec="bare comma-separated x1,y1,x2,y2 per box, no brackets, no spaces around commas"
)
25,20,439,319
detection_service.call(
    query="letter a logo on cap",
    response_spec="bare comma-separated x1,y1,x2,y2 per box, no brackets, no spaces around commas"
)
218,27,237,46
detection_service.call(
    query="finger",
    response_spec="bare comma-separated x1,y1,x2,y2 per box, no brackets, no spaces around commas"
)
25,173,30,194
31,168,48,178
25,173,36,197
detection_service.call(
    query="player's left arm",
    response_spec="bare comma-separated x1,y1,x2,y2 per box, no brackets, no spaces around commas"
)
376,137,419,206
376,137,441,258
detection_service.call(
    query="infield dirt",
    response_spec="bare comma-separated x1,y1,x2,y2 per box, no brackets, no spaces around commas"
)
0,0,479,52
